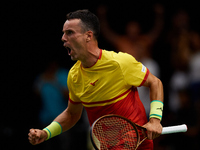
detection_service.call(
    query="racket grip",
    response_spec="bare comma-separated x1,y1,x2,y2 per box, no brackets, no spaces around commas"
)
162,124,187,134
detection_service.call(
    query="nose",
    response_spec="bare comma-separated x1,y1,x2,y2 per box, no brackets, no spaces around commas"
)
61,33,67,42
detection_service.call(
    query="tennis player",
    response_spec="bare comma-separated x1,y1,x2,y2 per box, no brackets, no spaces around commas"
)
28,9,164,150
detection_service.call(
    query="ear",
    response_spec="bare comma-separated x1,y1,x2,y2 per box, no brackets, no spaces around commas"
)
86,31,93,42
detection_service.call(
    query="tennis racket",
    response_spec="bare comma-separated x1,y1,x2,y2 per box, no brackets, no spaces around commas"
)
90,114,187,150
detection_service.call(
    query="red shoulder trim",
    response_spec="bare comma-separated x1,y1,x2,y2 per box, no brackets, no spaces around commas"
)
139,68,149,87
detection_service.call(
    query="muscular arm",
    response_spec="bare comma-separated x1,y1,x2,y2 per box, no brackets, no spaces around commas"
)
143,72,164,103
54,101,83,132
142,72,164,139
28,101,83,145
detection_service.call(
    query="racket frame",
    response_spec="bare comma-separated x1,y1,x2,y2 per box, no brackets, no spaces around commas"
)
90,114,187,149
90,114,144,150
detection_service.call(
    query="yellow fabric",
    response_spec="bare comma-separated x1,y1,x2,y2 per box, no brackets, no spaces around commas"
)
43,121,62,140
149,100,164,121
67,50,148,107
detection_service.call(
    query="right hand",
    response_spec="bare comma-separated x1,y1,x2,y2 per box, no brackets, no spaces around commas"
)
28,129,47,145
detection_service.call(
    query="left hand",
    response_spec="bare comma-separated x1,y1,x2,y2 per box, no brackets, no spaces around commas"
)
28,129,47,145
142,118,162,140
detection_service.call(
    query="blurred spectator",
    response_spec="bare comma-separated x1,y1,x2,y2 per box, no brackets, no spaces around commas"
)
97,3,164,62
97,4,164,117
34,60,69,126
157,89,199,149
165,9,200,149
167,9,191,113
167,9,200,113
169,70,190,112
189,32,200,103
173,89,200,150
167,9,193,71
188,31,200,149
34,60,89,150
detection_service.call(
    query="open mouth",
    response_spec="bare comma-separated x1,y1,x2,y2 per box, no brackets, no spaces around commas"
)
66,47,71,55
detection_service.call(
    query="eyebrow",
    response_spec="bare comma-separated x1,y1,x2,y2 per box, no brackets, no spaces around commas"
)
62,29,73,33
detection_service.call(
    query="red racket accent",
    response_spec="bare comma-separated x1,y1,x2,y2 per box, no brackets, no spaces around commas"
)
91,114,188,149
91,115,141,150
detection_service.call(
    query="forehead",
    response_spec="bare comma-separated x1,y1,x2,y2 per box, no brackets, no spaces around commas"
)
63,19,82,31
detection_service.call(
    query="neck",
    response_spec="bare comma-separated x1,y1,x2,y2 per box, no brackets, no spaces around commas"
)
81,41,101,68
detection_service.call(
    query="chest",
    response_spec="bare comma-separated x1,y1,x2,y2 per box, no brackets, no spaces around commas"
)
72,66,128,102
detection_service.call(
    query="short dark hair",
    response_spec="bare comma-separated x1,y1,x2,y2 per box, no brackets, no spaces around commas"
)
66,9,100,40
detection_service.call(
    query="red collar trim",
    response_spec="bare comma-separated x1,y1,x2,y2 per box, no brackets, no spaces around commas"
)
82,49,102,68
98,49,102,59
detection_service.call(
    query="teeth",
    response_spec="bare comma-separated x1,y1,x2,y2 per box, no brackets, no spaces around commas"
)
66,47,71,55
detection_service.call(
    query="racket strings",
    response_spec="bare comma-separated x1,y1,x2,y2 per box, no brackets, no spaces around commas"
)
92,116,139,149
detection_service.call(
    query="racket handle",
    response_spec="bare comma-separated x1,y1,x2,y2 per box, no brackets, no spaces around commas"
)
162,124,187,134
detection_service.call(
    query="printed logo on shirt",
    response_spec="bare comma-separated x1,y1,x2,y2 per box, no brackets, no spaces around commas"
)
141,64,146,73
90,79,99,86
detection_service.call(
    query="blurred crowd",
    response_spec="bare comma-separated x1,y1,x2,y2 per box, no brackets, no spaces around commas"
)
27,3,200,150
97,4,200,149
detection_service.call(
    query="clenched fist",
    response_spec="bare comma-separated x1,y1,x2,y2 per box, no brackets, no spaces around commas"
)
28,129,47,145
